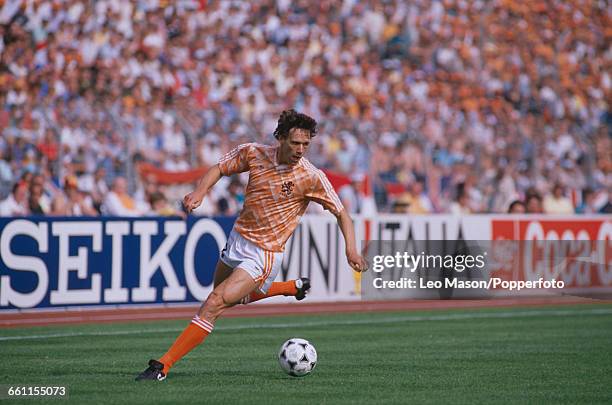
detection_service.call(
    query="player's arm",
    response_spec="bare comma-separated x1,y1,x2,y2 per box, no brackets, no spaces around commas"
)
335,208,368,273
306,169,368,272
184,143,252,213
183,164,223,213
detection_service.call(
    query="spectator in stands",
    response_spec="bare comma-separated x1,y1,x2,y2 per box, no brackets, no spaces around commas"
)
449,192,472,215
28,178,51,215
216,197,231,217
507,200,526,214
198,134,223,167
103,177,148,216
28,183,46,215
0,181,29,217
575,188,597,214
525,193,544,214
0,0,608,215
339,173,367,215
77,167,109,214
224,177,245,216
149,191,184,218
163,152,190,173
402,180,433,214
392,194,411,214
598,191,612,214
0,148,14,187
490,167,520,213
66,177,98,217
543,184,574,215
51,176,97,216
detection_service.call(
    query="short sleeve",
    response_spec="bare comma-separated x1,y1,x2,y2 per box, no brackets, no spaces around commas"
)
218,144,251,176
305,170,344,216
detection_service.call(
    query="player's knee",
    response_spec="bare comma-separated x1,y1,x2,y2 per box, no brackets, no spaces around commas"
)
205,292,223,310
202,291,230,316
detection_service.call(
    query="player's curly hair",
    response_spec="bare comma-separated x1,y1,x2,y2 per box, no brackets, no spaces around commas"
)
273,109,317,140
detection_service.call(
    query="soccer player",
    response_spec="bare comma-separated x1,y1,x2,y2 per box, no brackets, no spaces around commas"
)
136,110,368,381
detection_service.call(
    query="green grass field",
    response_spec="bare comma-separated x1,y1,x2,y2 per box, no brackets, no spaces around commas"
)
1,305,611,404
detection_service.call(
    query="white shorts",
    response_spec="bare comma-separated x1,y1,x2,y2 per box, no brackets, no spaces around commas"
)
219,229,283,294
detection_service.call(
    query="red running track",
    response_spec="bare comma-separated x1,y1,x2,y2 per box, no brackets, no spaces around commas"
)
1,296,610,328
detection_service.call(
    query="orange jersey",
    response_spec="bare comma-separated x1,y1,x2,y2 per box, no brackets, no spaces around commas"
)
218,143,344,252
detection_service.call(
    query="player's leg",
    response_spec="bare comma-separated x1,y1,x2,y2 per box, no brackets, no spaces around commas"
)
136,265,258,381
241,278,311,303
241,251,310,304
213,259,234,288
198,267,256,319
135,230,306,380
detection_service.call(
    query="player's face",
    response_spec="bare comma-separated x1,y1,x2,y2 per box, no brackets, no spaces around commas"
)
278,128,311,165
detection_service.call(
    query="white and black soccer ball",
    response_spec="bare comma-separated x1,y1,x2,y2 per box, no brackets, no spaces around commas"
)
277,338,317,377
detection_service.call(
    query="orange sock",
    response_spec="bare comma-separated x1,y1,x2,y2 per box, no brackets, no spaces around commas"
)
243,280,298,304
158,315,214,374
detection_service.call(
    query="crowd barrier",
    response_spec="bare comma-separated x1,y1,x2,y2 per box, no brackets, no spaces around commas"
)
0,215,610,310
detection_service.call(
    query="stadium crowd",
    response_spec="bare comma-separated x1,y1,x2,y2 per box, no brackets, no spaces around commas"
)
0,0,610,217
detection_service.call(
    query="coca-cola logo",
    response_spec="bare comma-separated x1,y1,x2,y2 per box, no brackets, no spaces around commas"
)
493,219,612,288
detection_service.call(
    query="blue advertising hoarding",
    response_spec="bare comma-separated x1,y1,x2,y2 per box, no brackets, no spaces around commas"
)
0,216,236,309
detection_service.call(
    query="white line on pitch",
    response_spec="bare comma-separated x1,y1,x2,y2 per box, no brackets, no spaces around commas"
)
1,308,611,342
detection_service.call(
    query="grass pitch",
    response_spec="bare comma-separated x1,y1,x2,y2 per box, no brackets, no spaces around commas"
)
1,304,611,404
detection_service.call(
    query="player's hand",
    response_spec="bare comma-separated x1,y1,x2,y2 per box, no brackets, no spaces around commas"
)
346,249,368,273
182,191,204,214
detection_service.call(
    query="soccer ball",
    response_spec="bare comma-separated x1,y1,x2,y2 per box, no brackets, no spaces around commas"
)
277,338,317,377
